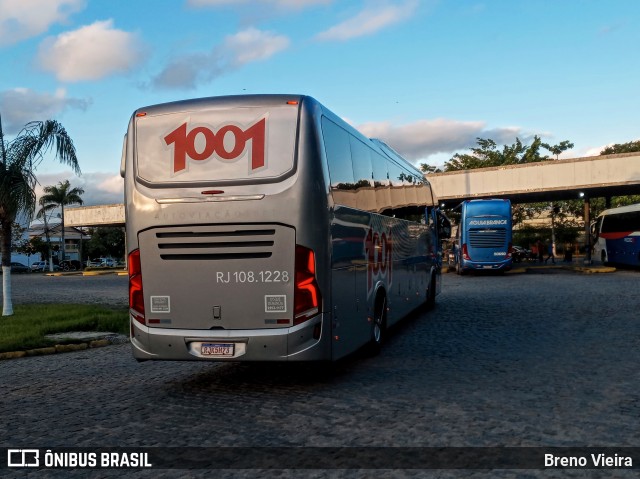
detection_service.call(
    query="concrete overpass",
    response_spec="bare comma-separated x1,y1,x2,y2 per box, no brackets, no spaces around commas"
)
65,152,640,227
427,152,640,208
67,204,125,227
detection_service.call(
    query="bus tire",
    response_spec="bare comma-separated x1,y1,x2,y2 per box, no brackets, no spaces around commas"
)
367,292,387,355
425,273,436,311
601,251,607,265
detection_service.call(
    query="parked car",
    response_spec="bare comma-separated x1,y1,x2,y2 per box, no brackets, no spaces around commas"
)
99,258,117,267
85,258,116,268
512,245,533,263
0,262,30,274
60,260,82,271
11,262,30,273
30,261,58,272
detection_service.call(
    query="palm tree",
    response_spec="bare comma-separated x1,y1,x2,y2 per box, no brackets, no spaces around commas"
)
39,180,84,265
0,114,80,316
36,199,58,270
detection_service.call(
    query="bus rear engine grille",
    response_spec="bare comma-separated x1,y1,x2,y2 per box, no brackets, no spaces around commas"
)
469,228,507,248
156,228,275,261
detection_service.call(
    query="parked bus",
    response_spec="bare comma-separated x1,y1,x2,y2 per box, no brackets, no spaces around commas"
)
593,203,640,267
121,95,451,362
453,199,512,274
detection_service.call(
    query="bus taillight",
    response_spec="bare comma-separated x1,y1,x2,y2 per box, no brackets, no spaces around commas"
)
294,245,321,325
462,243,471,260
506,242,513,259
128,249,145,325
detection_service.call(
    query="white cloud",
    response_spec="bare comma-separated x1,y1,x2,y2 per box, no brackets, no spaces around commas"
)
187,0,330,9
152,27,289,90
36,19,146,82
223,27,290,66
0,0,84,46
34,171,123,207
316,0,417,41
357,118,523,161
0,87,90,134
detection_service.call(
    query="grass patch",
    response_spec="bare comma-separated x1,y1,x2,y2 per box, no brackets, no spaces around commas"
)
0,304,128,353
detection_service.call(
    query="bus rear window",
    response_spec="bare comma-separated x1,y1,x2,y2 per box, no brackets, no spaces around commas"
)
135,105,298,186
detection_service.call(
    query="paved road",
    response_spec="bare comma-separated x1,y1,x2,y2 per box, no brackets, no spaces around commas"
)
1,270,639,478
1,272,127,307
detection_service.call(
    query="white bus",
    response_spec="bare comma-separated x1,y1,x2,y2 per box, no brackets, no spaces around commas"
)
122,95,450,362
592,203,640,267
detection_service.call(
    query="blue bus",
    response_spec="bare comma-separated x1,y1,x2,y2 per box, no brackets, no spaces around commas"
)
593,203,640,267
454,199,513,274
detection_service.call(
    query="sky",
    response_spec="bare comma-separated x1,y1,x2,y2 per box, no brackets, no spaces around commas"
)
1,0,639,207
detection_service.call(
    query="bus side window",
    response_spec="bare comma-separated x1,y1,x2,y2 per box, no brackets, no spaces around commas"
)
350,136,376,212
372,151,391,213
322,117,355,207
388,161,406,212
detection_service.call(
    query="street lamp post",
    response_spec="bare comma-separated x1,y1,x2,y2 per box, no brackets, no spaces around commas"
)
581,193,592,264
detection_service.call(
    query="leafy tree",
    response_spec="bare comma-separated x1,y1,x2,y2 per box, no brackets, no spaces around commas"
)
600,140,640,155
16,237,47,262
39,180,84,263
35,199,57,267
84,227,125,262
444,136,556,172
443,136,575,172
419,163,442,174
0,115,80,316
541,140,574,159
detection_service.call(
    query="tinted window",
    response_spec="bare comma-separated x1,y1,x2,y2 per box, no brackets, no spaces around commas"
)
322,117,354,189
349,136,373,188
602,211,640,233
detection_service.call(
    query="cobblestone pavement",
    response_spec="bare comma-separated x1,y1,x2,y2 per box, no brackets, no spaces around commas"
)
1,270,640,479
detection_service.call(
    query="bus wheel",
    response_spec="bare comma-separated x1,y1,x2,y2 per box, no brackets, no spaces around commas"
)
425,274,436,311
601,251,607,265
367,293,387,355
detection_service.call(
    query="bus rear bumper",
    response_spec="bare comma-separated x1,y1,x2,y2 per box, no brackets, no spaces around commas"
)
461,260,512,271
130,313,330,362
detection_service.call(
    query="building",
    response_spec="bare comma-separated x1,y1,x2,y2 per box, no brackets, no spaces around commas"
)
27,221,88,262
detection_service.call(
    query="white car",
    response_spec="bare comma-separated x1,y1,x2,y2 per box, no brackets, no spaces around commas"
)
30,261,58,272
98,258,117,267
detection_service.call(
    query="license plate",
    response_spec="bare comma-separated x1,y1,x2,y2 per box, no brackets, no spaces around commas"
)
201,343,234,357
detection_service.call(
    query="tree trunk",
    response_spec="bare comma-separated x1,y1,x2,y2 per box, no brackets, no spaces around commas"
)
60,206,65,264
1,220,14,316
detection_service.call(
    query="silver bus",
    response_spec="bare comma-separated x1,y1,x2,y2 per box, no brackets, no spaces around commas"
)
121,95,450,362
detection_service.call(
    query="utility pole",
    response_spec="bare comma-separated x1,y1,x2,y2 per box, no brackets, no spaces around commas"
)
583,194,592,264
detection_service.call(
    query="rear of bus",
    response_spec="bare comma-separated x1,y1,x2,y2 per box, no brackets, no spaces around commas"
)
122,95,329,361
457,199,513,273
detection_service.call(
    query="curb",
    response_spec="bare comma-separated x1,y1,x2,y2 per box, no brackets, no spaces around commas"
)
450,264,617,275
83,270,127,276
0,336,129,361
43,270,127,277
